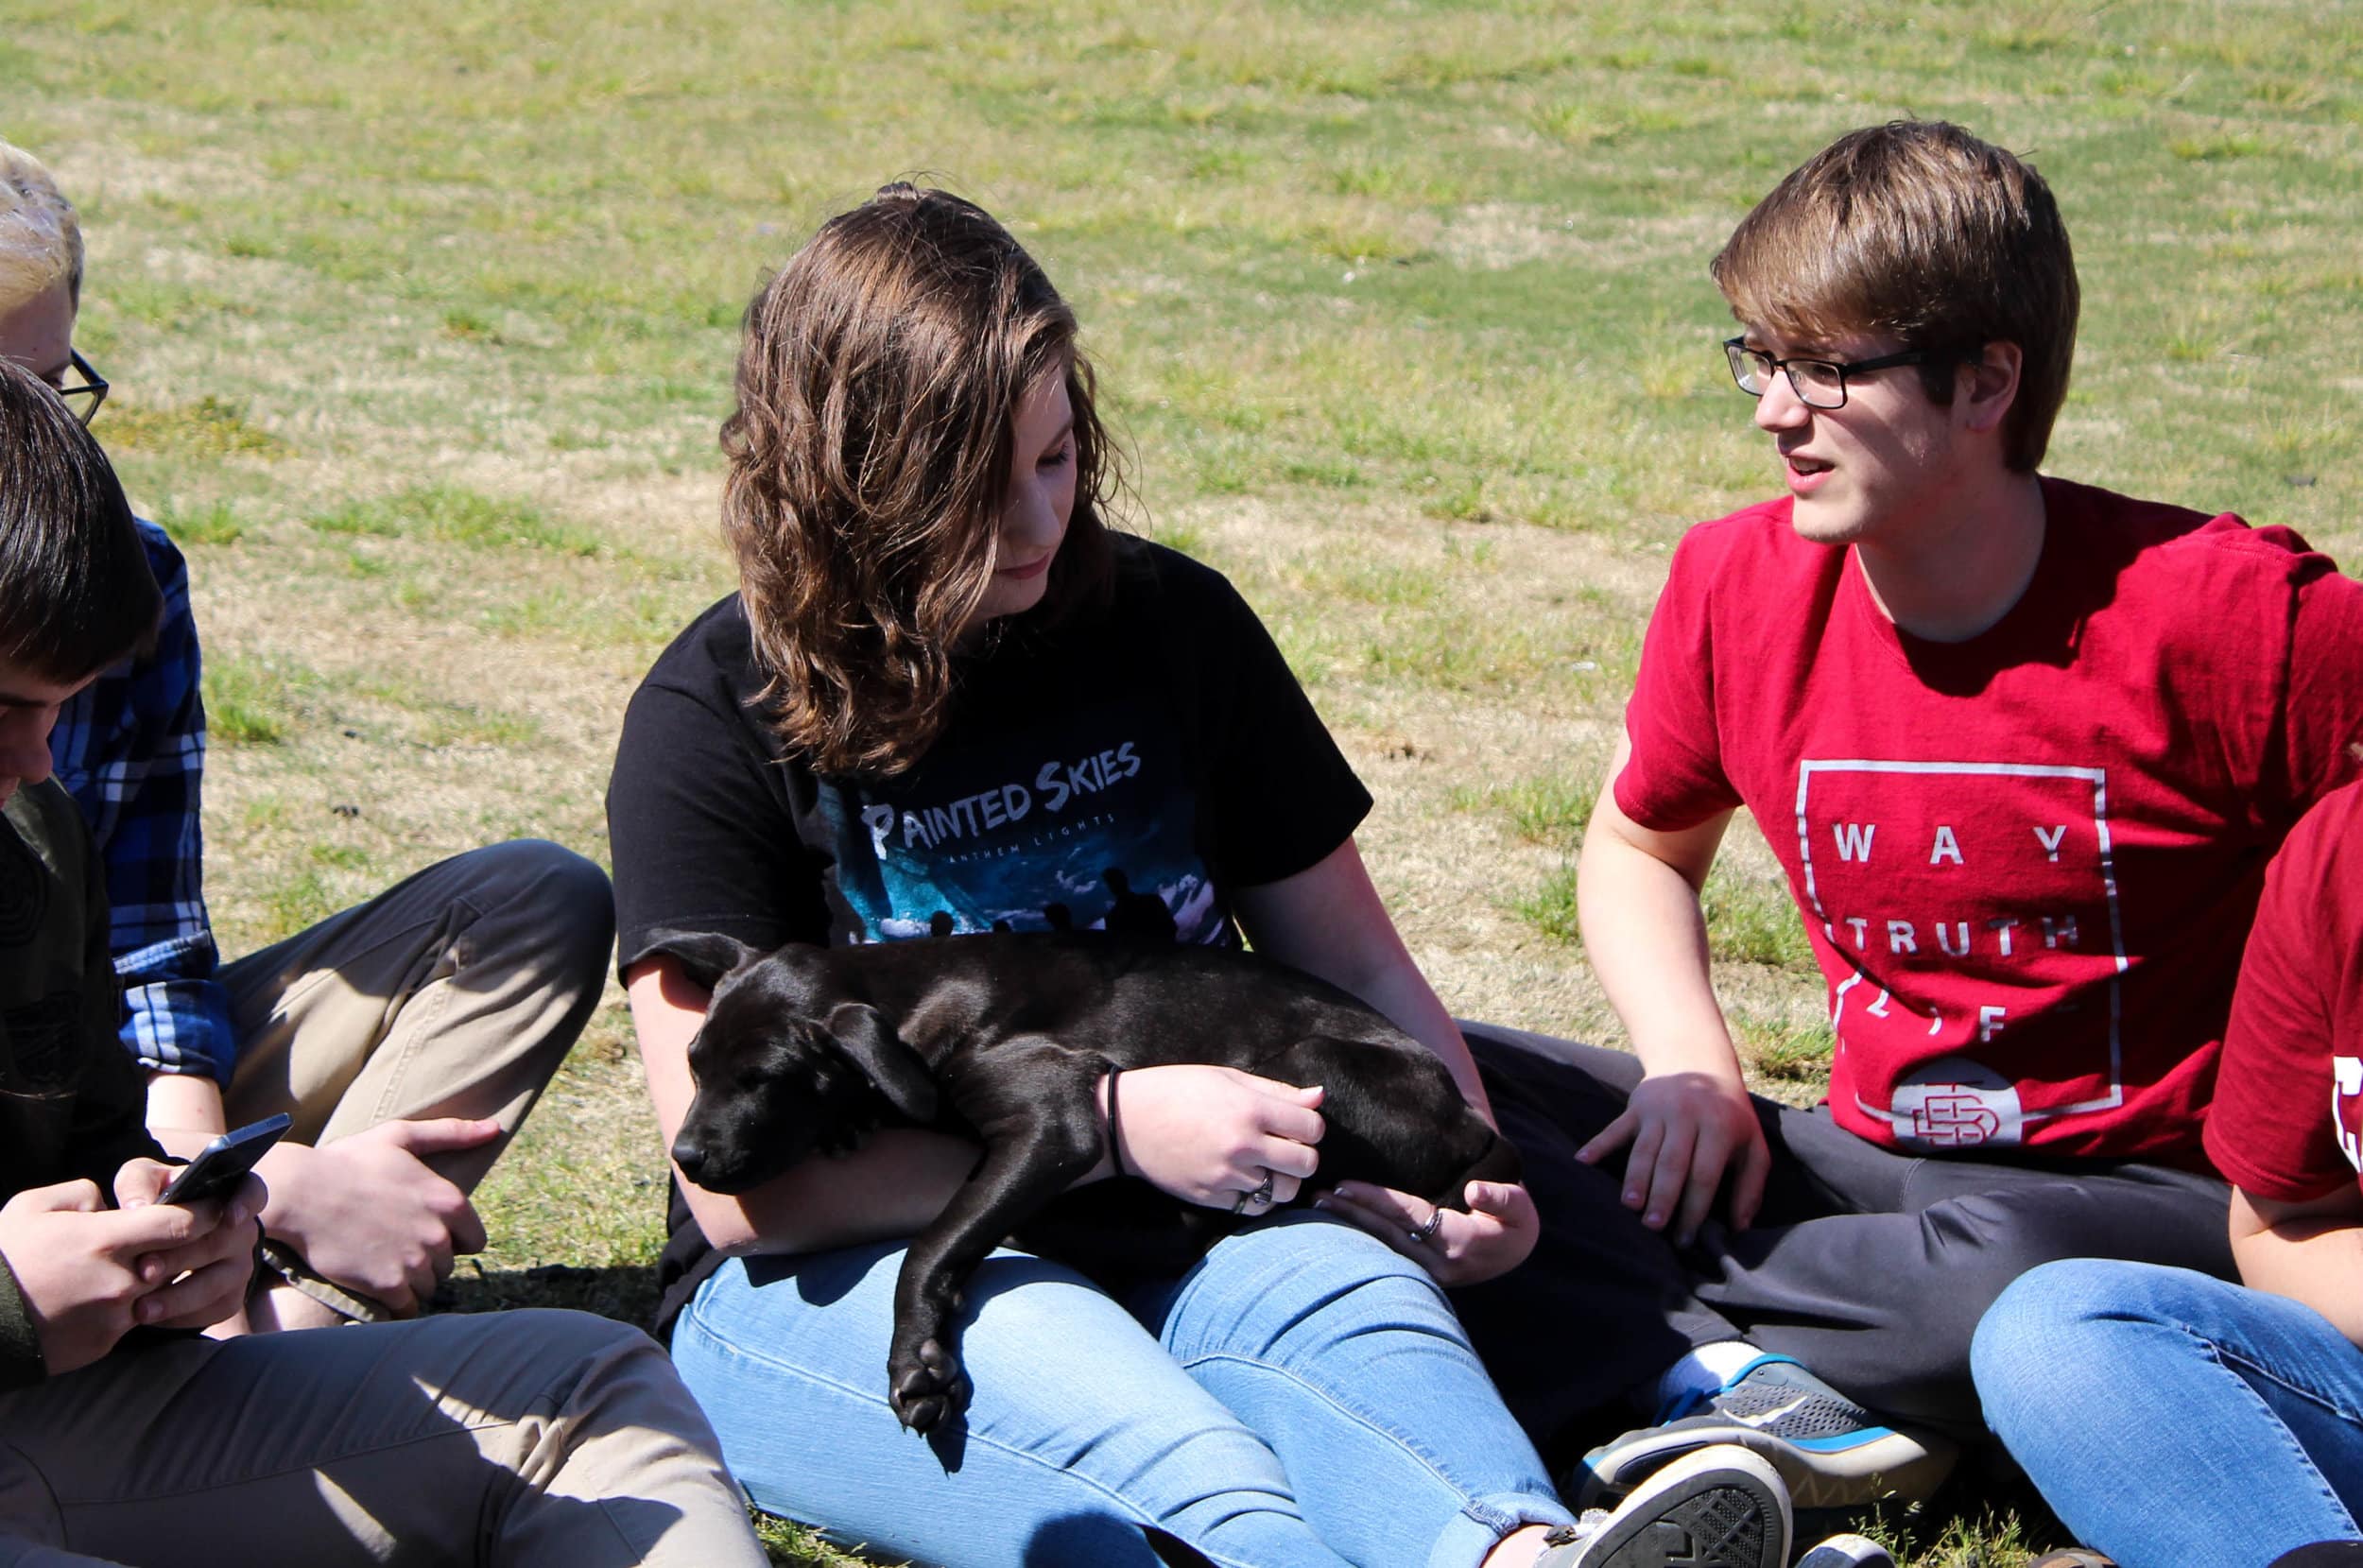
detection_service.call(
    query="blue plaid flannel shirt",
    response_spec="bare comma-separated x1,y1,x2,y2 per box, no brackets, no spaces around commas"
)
47,520,235,1084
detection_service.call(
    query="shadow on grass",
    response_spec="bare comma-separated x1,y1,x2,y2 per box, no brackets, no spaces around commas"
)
442,1260,663,1329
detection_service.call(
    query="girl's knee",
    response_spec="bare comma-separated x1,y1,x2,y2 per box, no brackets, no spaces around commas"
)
1973,1259,2197,1416
1164,1215,1457,1363
1206,1214,1439,1306
1998,1256,2220,1328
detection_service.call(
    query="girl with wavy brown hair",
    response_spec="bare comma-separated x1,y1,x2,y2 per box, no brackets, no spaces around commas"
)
607,185,1788,1568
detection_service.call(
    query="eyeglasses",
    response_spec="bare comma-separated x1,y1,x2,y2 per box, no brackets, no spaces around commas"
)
55,349,107,427
1723,336,1925,411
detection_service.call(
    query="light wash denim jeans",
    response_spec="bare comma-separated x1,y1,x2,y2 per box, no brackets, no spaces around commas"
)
670,1211,1574,1568
1972,1259,2363,1567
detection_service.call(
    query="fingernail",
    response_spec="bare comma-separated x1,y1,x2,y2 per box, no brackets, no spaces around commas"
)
134,1297,159,1322
1623,1189,1641,1205
1646,1211,1665,1228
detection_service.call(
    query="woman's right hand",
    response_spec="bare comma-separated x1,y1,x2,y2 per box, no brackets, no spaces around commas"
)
1102,1065,1324,1211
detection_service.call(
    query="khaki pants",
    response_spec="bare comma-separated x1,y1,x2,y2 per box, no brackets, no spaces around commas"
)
219,840,615,1196
0,1311,767,1566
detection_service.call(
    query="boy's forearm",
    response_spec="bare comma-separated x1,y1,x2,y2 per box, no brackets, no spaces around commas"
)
1577,812,1743,1082
144,1070,231,1156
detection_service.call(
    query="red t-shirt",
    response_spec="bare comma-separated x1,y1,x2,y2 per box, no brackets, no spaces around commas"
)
2205,783,2363,1201
1618,477,2363,1163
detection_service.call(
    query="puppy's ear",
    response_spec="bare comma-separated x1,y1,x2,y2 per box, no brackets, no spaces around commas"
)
645,929,765,992
826,1002,939,1122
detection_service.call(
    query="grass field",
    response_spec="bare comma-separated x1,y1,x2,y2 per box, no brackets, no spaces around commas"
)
7,1,2362,1560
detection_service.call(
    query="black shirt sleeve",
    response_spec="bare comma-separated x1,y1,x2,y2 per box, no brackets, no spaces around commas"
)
1147,548,1371,887
607,600,832,977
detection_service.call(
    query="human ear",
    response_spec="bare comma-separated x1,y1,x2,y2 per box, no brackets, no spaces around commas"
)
1959,340,2024,435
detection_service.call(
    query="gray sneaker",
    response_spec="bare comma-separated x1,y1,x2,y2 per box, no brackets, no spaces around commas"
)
1537,1443,1790,1568
1575,1354,1956,1511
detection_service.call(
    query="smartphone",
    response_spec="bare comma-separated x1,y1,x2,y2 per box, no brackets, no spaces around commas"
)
158,1113,292,1206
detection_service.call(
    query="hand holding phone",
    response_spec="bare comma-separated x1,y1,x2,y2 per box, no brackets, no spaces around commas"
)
159,1113,292,1206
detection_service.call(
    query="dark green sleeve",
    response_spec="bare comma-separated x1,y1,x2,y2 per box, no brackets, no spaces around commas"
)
65,813,167,1191
0,1256,44,1387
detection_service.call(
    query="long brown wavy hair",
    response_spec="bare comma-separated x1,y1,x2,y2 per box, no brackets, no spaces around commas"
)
722,184,1116,779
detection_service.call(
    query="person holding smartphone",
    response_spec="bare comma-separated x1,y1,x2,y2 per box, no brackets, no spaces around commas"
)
0,141,612,1330
0,357,767,1565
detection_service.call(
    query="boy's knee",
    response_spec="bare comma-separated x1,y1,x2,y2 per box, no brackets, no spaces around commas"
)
468,1307,667,1395
477,839,613,943
445,839,615,994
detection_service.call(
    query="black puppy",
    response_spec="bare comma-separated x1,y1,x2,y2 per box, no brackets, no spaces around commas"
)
654,928,1519,1434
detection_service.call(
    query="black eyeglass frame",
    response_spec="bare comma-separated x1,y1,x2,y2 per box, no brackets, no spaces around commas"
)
1722,336,1928,410
56,348,107,427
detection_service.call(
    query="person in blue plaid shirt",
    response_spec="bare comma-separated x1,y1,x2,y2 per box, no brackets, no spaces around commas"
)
0,141,614,1331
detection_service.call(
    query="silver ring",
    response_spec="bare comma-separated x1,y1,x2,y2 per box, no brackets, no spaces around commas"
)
1408,1208,1445,1247
1232,1170,1276,1214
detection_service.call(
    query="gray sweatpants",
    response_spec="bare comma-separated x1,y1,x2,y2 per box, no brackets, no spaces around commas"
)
0,1311,767,1566
1449,1025,2234,1456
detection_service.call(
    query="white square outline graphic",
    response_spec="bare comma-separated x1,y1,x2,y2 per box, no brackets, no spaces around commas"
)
1795,759,2129,1129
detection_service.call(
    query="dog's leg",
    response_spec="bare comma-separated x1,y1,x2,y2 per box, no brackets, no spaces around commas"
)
888,1042,1108,1434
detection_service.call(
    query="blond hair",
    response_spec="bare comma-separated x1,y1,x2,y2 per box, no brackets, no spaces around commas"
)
0,142,83,309
1712,121,2078,473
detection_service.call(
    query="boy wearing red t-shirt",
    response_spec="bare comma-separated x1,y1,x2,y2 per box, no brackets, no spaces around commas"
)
1449,120,2363,1508
1974,780,2363,1564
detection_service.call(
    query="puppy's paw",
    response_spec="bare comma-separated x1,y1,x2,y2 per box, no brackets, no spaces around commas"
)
888,1335,970,1434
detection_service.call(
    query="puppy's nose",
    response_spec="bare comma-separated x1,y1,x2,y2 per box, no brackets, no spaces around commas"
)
671,1137,707,1180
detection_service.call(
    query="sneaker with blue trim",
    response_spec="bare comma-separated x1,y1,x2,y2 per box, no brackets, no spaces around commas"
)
1538,1443,1790,1568
1574,1353,1955,1511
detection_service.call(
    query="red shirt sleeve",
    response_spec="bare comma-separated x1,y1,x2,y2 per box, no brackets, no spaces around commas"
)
2276,547,2363,817
1616,526,1745,832
2207,786,2363,1202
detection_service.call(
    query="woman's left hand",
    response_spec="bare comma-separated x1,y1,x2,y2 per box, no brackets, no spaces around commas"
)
1315,1178,1538,1286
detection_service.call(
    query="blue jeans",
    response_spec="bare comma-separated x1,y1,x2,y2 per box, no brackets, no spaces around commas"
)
670,1212,1574,1568
1972,1259,2363,1568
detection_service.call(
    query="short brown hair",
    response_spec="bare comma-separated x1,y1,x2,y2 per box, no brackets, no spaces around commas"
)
721,184,1116,778
1712,120,2078,472
0,359,158,681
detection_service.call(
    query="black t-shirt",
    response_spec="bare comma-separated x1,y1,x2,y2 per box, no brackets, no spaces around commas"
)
607,535,1373,1331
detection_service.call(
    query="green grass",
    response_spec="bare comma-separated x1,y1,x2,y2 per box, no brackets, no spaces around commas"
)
309,484,608,557
1699,864,1819,974
200,651,301,746
1512,860,1584,946
153,496,248,545
9,2,2358,1559
1462,772,1596,849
